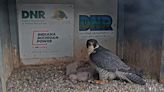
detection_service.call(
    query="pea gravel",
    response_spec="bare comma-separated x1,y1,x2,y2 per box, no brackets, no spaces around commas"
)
7,64,164,92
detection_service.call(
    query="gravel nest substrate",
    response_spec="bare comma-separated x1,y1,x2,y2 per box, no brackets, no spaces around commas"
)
7,64,164,92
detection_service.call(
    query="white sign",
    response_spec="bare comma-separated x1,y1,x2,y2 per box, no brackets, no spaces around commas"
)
17,4,74,59
78,15,115,38
76,0,117,52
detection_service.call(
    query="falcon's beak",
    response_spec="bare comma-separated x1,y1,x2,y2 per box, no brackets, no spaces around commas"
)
87,46,95,55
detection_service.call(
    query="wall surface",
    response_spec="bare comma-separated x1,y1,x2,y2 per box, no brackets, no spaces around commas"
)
16,0,117,64
74,0,117,61
0,17,3,92
160,27,164,83
118,0,164,80
0,0,15,92
8,0,22,69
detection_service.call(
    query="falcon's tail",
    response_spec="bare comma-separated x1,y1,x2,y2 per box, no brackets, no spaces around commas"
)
125,73,145,85
116,71,145,85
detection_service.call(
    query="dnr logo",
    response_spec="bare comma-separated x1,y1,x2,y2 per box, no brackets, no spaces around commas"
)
22,10,45,19
79,15,113,31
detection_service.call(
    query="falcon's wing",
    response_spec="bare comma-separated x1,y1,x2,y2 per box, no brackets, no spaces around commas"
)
90,49,130,72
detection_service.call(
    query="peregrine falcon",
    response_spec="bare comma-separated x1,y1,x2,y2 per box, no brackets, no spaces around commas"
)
86,39,145,85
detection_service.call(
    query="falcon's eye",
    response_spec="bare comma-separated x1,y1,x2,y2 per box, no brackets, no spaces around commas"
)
93,42,97,48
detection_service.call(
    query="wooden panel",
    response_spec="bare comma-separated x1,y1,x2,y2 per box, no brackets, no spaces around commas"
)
8,0,22,69
118,0,163,79
123,40,161,79
159,26,164,83
0,0,15,91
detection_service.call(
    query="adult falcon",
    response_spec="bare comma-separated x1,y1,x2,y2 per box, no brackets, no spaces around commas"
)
86,39,145,85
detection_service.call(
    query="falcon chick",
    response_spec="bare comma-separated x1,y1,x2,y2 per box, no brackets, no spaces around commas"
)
86,39,145,85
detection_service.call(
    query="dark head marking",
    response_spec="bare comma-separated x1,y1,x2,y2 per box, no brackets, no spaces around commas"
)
86,39,98,48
